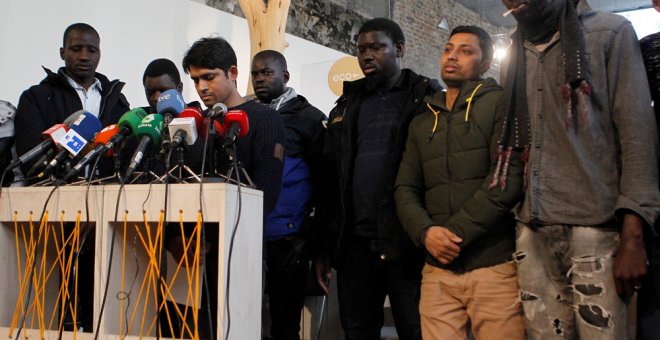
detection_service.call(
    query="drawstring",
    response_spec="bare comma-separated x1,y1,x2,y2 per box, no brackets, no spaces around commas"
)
426,82,484,141
275,96,285,111
464,83,483,131
427,102,440,142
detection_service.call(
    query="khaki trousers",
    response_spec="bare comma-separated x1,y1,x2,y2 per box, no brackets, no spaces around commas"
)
419,262,525,340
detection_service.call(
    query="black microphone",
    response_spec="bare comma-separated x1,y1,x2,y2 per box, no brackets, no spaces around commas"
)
207,102,228,118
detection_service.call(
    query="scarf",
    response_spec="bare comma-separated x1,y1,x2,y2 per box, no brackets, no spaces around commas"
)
490,0,591,190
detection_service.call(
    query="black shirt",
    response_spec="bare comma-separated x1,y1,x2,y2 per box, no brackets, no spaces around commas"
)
352,77,404,238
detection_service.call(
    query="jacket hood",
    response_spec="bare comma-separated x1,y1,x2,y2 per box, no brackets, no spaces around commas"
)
277,94,316,114
425,77,501,111
267,86,298,111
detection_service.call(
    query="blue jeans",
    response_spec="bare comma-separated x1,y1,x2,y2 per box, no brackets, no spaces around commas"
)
336,237,423,340
515,223,630,340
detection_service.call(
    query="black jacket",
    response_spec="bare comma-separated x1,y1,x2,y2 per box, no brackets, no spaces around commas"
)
323,69,441,263
14,67,130,178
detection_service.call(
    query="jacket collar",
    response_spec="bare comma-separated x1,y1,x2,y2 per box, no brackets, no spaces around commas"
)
426,77,500,111
341,68,416,96
41,66,117,93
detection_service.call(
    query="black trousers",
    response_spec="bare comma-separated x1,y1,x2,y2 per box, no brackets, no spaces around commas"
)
336,236,423,340
638,228,660,340
265,236,308,340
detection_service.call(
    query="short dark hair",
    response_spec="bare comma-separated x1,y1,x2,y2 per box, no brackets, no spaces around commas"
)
357,18,405,44
182,37,237,74
450,25,493,62
62,23,99,47
142,58,181,84
252,50,287,70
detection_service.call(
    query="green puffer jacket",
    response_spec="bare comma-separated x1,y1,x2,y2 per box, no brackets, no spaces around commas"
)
394,78,524,273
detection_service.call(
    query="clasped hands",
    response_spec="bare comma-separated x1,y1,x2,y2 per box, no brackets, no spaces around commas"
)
423,226,463,265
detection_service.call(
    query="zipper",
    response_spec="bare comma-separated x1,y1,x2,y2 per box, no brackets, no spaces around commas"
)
99,81,120,120
445,109,454,216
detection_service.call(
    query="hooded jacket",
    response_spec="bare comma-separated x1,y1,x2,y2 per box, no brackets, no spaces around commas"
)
264,91,329,241
395,78,524,272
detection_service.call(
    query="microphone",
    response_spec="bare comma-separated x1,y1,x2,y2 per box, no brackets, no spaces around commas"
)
9,110,82,171
6,123,68,171
156,89,185,124
124,114,164,179
207,102,228,118
63,124,119,181
169,108,204,149
221,110,250,147
38,111,102,178
112,107,150,145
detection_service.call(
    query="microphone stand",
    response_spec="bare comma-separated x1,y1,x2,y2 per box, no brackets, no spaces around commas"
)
130,153,165,184
207,123,222,178
158,145,201,183
71,153,121,185
33,158,70,186
223,145,255,188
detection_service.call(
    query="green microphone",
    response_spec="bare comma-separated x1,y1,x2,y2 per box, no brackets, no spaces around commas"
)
118,107,149,138
124,114,164,179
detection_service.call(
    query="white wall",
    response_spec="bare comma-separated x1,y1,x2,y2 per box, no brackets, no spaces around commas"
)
0,0,348,116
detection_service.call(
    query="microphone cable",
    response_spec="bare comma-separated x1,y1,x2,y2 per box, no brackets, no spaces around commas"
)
152,144,176,340
198,117,214,340
0,167,9,199
93,174,128,340
223,143,243,340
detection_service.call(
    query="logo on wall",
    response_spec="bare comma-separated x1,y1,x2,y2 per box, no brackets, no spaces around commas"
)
327,56,364,96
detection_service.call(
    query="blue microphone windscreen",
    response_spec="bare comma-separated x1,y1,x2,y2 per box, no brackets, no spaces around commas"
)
156,89,185,117
68,111,103,141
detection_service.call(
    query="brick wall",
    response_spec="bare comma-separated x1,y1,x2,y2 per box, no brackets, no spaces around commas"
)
203,0,510,80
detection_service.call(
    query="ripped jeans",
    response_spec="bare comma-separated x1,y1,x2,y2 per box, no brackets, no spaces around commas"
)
515,223,630,340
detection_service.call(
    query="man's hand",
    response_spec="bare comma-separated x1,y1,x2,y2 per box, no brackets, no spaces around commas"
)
314,256,332,296
613,213,648,297
423,226,462,265
167,236,212,266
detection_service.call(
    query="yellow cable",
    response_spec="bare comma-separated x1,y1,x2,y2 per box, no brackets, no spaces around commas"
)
128,225,151,335
72,213,81,339
48,223,66,331
9,214,22,337
193,212,202,340
37,218,52,337
138,216,153,338
54,220,78,333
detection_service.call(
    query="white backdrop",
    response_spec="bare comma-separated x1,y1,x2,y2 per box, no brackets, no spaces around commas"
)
0,0,348,116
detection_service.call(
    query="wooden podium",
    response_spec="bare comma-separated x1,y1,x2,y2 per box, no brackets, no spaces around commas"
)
0,183,263,340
